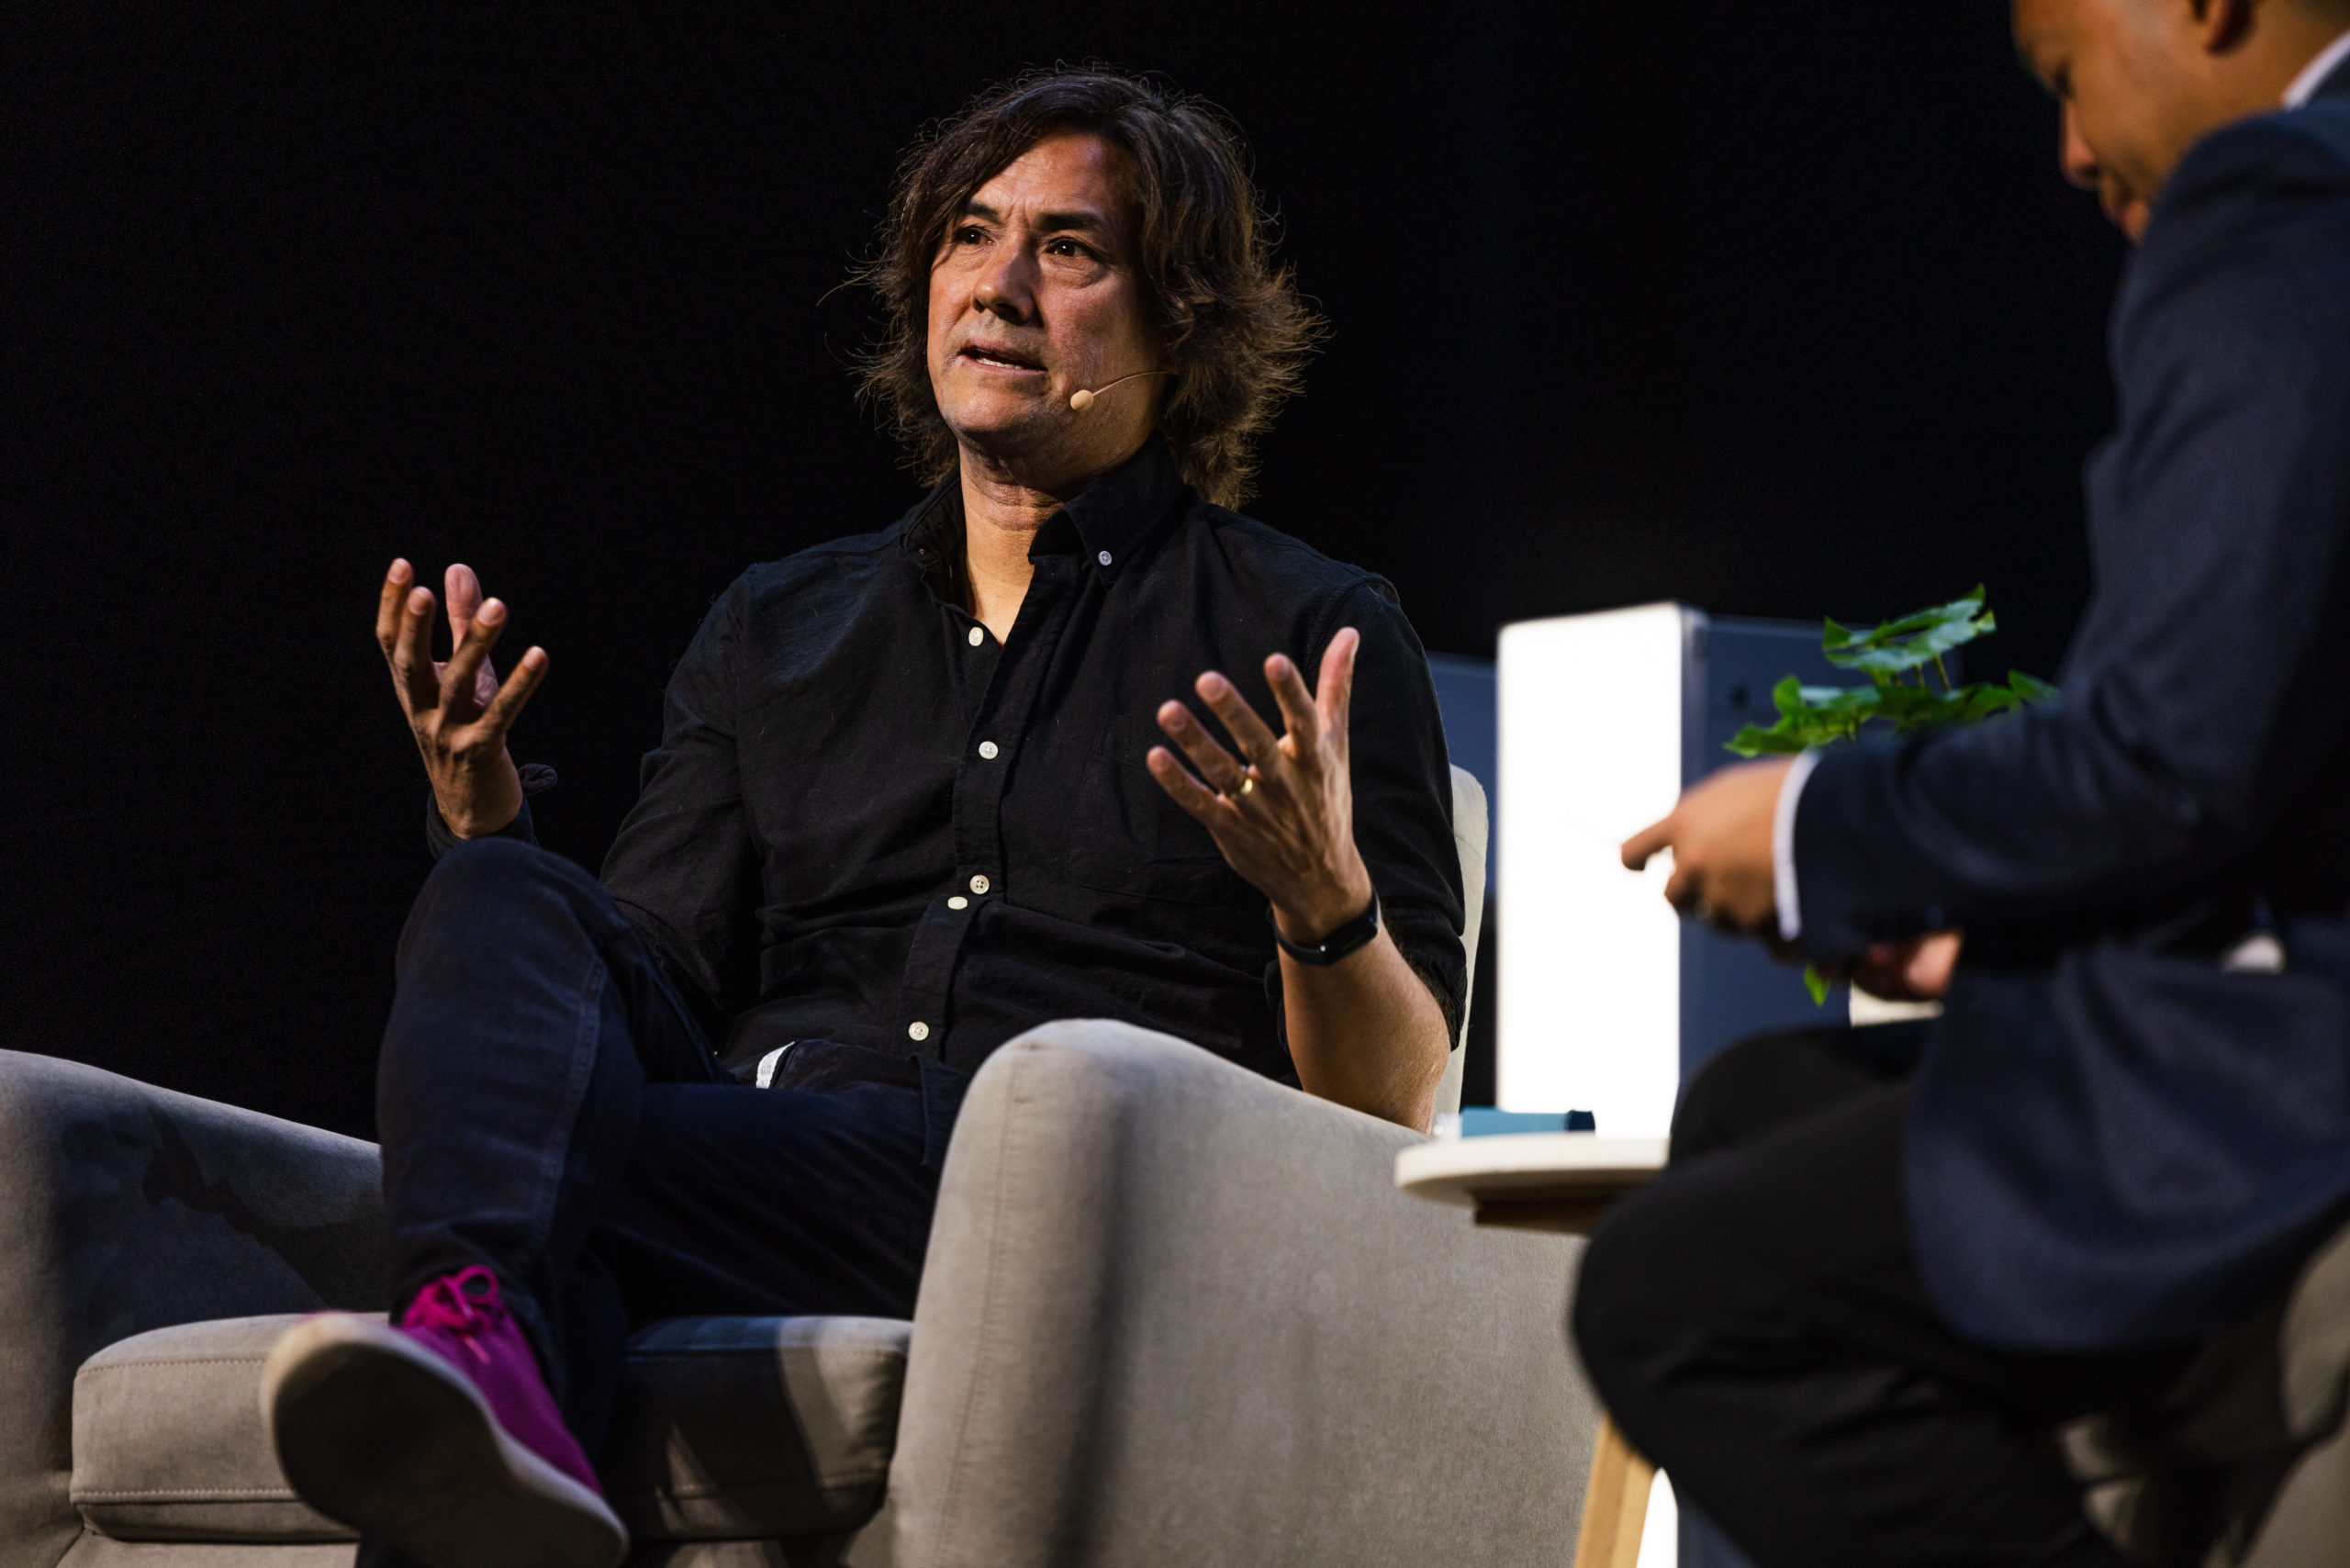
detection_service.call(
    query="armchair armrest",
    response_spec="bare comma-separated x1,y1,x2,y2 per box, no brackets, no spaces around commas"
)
0,1050,384,1568
869,1021,1600,1568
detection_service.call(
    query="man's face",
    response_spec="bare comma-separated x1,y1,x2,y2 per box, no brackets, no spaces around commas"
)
926,131,1164,478
2013,0,2207,240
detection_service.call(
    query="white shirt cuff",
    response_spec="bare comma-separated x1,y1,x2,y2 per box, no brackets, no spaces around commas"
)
2286,28,2350,108
1773,749,1822,943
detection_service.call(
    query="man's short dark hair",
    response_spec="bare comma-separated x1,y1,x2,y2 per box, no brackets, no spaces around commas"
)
857,68,1321,509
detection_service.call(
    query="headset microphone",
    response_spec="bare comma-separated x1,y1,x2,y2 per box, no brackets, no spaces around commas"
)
1068,369,1174,412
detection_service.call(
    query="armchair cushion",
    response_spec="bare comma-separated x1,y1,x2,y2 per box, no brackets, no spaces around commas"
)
73,1317,350,1542
73,1314,911,1544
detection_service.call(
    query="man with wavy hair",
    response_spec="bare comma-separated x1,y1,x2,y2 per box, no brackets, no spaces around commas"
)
258,69,1466,1568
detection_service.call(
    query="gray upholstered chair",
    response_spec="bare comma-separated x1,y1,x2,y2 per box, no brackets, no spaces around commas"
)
2061,1216,2350,1567
0,767,1606,1568
2238,1226,2350,1563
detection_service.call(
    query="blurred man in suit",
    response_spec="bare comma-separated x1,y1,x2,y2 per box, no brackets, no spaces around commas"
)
1575,1,2350,1563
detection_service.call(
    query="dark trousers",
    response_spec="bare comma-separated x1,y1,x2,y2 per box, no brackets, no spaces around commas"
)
377,837,946,1458
1572,1025,2202,1568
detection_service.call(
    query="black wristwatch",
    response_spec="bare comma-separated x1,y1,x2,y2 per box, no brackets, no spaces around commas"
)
1270,891,1382,967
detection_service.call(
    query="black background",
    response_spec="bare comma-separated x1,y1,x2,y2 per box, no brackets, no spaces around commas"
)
2,1,2125,1138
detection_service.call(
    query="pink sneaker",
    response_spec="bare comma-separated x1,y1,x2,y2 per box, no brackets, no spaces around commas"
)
261,1268,627,1568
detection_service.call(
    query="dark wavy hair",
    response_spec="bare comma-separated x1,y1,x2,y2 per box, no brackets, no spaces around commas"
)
856,69,1322,509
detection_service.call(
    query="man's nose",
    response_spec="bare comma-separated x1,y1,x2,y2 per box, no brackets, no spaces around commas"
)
971,253,1037,323
2058,100,2101,192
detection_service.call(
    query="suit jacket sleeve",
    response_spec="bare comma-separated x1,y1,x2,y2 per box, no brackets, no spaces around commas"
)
601,577,763,1035
1794,111,2350,958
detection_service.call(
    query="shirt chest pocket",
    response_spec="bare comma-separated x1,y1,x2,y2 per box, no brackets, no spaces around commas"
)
1061,713,1258,907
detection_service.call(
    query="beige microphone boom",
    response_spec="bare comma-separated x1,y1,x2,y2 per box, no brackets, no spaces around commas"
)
1069,368,1172,412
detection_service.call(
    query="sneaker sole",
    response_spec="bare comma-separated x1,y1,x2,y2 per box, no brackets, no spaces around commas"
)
260,1314,628,1568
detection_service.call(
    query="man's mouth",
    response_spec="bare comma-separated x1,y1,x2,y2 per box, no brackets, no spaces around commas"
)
961,343,1044,372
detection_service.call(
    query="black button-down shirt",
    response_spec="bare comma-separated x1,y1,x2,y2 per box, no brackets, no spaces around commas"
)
462,442,1465,1081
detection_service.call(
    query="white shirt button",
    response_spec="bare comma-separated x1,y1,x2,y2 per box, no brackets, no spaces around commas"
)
907,1021,930,1043
948,895,968,911
968,874,990,895
1097,550,1113,566
967,626,984,646
978,740,999,760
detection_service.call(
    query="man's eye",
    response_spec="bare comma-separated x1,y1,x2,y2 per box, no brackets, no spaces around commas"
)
1046,238,1095,259
954,226,987,245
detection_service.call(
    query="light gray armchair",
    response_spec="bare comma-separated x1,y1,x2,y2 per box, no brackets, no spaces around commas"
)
0,767,1609,1568
2062,1215,2350,1567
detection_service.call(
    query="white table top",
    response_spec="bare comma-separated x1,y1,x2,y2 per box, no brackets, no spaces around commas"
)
1394,1134,1670,1209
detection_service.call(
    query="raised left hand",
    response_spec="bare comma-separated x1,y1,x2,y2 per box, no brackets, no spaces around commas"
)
1148,627,1374,945
1841,930,1964,1001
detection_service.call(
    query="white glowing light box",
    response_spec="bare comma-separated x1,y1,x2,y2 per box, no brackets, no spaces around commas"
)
1497,604,1852,1137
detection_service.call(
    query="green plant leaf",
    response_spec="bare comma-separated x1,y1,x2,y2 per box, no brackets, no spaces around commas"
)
1805,964,1830,1005
1821,588,1996,676
1725,723,1811,757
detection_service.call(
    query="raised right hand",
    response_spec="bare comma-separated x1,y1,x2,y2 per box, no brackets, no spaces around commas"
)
375,559,548,838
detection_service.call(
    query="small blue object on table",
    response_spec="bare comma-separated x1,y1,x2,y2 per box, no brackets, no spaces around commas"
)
1460,1108,1597,1137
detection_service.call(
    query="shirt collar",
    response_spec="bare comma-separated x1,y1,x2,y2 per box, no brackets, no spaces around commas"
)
1043,438,1183,581
901,483,965,601
2285,28,2350,108
898,438,1185,594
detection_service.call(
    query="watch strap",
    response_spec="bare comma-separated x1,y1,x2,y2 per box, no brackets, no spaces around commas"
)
1270,890,1382,968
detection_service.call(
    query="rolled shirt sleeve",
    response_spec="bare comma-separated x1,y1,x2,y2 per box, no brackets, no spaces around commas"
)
1263,578,1468,1044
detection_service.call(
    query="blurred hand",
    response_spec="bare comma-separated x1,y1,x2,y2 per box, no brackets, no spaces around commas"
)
1620,758,1793,937
1147,628,1374,944
374,559,548,838
1845,931,1964,1002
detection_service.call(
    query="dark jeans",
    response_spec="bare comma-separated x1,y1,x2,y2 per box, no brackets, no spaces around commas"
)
377,838,949,1459
1572,1025,2202,1568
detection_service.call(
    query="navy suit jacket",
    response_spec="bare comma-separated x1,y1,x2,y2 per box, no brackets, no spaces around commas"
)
1796,61,2350,1351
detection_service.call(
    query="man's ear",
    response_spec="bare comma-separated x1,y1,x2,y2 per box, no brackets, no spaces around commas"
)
2190,0,2259,54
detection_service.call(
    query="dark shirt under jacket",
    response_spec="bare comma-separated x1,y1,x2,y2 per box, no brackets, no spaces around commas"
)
443,441,1465,1084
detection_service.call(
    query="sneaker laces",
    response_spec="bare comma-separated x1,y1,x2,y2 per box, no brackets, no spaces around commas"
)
404,1265,506,1365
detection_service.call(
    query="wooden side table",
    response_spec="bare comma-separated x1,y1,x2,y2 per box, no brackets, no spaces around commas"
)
1396,1134,1670,1568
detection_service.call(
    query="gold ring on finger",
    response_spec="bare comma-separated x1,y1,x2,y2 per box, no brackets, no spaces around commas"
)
1237,773,1255,797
